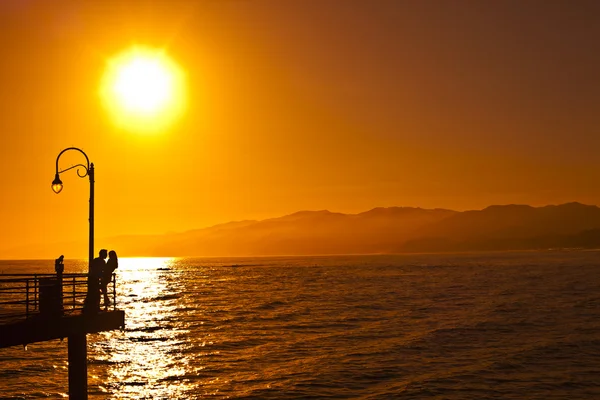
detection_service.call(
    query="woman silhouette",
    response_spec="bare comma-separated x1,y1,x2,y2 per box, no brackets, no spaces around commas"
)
102,250,118,308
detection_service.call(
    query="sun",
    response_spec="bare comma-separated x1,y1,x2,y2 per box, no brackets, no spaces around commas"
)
100,46,187,134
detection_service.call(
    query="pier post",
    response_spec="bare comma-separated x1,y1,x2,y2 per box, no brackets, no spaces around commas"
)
68,333,88,400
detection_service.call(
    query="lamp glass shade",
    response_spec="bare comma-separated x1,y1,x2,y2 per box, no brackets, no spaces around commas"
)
52,174,63,194
52,183,63,194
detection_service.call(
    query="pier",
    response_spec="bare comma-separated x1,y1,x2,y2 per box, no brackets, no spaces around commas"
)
0,273,125,399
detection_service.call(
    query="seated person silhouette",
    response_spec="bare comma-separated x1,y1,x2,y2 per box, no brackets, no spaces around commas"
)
55,255,64,275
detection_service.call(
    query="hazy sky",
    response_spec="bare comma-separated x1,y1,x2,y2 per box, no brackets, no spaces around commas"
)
1,0,599,253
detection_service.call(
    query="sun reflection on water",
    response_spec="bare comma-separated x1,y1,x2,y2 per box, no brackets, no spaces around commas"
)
88,257,196,398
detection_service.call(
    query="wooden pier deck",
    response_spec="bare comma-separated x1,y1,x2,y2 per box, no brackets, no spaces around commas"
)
0,272,125,399
0,309,124,348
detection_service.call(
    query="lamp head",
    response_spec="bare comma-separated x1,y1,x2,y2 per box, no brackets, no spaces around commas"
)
51,174,63,194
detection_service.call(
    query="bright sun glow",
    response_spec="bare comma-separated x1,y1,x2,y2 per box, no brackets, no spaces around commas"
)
100,46,187,134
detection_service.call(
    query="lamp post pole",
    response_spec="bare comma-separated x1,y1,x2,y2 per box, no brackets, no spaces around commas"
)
88,163,94,273
52,147,94,273
52,147,93,400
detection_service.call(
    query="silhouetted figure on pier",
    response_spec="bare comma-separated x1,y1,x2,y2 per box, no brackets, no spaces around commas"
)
54,255,64,275
101,250,118,309
83,249,107,314
55,255,65,312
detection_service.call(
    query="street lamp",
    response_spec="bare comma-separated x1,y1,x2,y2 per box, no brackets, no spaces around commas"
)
52,147,94,273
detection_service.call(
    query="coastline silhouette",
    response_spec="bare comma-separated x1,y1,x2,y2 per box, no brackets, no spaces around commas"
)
40,202,600,258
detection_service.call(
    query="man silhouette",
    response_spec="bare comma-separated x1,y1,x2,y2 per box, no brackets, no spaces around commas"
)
84,249,107,314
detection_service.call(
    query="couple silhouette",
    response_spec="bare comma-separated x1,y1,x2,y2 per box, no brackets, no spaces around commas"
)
83,249,118,313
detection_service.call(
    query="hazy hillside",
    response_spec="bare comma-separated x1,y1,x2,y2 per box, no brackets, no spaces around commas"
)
4,203,600,259
401,202,600,252
141,207,456,256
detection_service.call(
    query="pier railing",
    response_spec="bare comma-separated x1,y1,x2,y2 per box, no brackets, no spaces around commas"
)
0,273,117,324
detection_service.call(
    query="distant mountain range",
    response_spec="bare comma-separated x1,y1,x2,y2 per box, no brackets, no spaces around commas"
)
5,202,600,259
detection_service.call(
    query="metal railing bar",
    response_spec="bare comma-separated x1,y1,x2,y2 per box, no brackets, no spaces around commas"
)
0,300,32,306
34,277,38,310
0,290,35,294
2,285,39,290
0,272,119,322
0,273,88,277
0,279,89,285
112,273,116,311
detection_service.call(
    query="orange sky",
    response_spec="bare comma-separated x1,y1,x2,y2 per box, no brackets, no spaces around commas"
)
1,0,599,256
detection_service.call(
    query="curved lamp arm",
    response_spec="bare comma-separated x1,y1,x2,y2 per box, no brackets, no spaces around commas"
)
52,147,91,193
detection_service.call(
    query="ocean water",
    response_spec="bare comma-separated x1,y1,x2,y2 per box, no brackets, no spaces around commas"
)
1,252,600,399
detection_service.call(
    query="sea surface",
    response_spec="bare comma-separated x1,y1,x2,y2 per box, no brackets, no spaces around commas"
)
1,252,600,399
